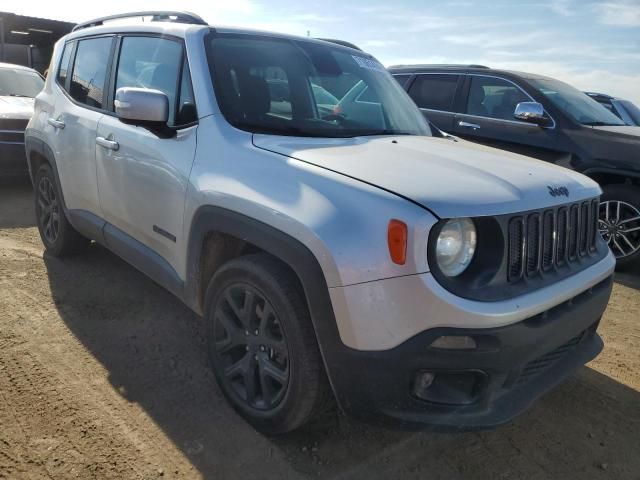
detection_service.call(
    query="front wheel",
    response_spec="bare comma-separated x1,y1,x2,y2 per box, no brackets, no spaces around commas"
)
34,164,90,257
600,184,640,268
204,253,331,435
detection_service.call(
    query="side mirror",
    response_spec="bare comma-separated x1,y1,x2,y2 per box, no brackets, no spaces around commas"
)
514,101,551,127
115,87,169,125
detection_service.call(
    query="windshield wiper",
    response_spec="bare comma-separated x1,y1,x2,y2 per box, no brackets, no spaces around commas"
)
8,94,32,98
353,129,416,137
236,122,419,139
235,122,330,138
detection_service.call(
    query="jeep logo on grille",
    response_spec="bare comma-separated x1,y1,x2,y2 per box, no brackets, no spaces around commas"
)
547,186,569,197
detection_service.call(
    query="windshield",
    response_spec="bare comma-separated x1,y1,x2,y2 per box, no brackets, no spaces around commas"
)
0,68,44,98
206,34,430,138
529,78,625,126
618,100,640,126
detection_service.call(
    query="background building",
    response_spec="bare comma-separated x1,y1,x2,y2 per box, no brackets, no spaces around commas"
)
0,12,75,73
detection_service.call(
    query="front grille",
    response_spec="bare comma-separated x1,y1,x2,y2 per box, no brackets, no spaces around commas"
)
0,131,25,144
507,199,600,283
515,332,585,385
0,119,27,144
0,118,29,131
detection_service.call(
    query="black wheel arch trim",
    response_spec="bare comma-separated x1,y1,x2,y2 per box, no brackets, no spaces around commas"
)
25,135,59,189
25,135,75,224
185,205,350,410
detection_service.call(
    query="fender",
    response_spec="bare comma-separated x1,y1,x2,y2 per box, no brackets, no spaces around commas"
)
185,205,352,409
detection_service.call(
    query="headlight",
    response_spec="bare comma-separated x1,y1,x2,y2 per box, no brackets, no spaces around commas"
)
435,218,477,277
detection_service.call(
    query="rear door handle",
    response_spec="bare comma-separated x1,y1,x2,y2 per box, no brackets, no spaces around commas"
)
96,136,119,151
458,121,481,130
47,117,65,129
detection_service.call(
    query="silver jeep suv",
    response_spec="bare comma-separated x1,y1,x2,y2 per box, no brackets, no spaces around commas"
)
26,11,615,434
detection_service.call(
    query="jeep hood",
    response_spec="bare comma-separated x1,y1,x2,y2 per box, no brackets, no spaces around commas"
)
253,134,601,218
0,96,34,121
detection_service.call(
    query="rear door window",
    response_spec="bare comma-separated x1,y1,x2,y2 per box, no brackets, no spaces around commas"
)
56,42,74,91
466,76,530,121
69,37,113,109
407,74,460,111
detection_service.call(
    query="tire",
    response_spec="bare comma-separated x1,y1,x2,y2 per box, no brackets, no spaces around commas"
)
600,184,640,269
34,164,90,257
204,253,332,435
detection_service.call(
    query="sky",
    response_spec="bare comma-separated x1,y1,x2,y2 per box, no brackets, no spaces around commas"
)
9,0,640,104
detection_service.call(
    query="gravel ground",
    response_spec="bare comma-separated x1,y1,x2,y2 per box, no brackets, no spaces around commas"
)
1,181,639,480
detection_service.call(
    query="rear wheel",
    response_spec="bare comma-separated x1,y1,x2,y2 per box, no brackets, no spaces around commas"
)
600,184,640,268
34,164,89,256
204,253,331,435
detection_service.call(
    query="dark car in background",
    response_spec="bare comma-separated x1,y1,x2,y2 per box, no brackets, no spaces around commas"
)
389,65,640,267
0,62,44,178
585,92,640,126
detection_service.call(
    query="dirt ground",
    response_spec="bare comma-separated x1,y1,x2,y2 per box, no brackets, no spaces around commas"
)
1,181,639,480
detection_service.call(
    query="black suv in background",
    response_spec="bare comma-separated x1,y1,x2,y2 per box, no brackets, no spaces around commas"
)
390,65,640,267
585,92,640,126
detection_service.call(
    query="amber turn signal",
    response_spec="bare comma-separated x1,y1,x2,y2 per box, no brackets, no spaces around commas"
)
388,219,408,265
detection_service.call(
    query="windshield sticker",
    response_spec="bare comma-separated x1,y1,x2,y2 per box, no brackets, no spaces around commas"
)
352,55,386,72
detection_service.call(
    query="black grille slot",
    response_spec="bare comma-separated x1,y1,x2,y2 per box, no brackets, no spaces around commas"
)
0,131,25,143
0,118,29,130
590,199,599,252
542,210,555,271
526,214,541,276
508,218,524,282
556,207,567,265
568,205,579,260
579,202,590,256
507,199,600,284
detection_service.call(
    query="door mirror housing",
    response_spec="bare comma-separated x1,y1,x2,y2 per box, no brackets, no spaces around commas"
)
514,102,551,127
115,87,169,125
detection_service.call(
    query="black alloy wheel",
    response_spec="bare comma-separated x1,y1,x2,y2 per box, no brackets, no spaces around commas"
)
599,199,640,259
204,254,332,434
212,283,290,410
33,164,89,256
36,174,61,245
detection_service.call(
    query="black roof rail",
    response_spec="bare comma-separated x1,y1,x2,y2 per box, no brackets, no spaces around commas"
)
388,64,490,70
72,11,207,32
315,38,362,51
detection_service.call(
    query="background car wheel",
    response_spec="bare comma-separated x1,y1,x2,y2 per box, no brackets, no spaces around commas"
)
204,253,332,435
34,164,90,257
600,184,640,269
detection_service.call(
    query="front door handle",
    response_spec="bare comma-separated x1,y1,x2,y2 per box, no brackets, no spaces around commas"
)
47,117,65,129
96,136,120,151
458,121,481,130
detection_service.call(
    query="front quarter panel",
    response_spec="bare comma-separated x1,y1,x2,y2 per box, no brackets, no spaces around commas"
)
183,116,437,289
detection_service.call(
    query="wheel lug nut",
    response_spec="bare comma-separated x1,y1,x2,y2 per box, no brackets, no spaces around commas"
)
260,345,265,351
254,330,259,336
245,345,249,351
245,330,249,336
254,354,258,360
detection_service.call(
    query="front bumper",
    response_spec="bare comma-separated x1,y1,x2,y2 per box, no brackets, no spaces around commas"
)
323,275,612,430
